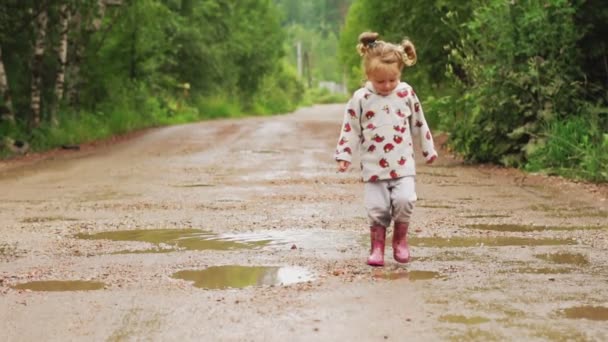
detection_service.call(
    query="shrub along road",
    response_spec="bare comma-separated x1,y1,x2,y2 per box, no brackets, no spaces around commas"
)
0,104,606,341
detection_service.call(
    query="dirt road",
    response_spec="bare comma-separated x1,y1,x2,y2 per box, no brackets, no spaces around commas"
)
1,104,607,341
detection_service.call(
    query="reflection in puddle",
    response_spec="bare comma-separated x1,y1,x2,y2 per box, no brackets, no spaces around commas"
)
561,306,608,321
410,236,577,247
467,224,606,232
535,252,590,266
372,269,442,281
76,229,271,252
172,265,313,289
439,314,490,324
11,280,105,292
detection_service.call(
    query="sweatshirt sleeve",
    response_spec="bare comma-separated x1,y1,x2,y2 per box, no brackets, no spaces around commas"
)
408,89,438,162
334,94,362,162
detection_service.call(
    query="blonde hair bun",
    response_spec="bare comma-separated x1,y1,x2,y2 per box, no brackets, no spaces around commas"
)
357,32,380,56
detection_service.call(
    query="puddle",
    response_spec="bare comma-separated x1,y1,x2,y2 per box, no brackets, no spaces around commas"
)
372,269,442,281
11,280,105,292
21,216,79,223
77,229,357,253
417,171,458,178
535,252,590,266
172,265,313,289
439,314,490,324
560,306,608,321
76,229,270,252
467,224,606,232
462,214,510,219
173,183,215,188
409,236,577,248
530,204,608,218
511,267,573,274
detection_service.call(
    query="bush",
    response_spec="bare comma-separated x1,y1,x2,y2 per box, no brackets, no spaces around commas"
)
525,106,608,182
445,0,585,166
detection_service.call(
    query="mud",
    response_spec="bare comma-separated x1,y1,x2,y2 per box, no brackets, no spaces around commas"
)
0,104,607,341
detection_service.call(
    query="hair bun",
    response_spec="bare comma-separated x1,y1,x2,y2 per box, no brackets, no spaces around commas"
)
357,32,380,56
359,32,379,46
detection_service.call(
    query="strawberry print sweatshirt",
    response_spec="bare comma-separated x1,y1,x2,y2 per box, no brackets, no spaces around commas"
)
334,81,437,182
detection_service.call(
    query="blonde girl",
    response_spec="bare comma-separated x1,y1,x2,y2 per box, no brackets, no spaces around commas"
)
335,32,437,266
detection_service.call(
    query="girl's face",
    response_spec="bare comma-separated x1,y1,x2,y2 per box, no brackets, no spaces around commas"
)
367,66,401,96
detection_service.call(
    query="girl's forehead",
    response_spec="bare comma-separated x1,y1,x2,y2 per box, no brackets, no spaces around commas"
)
368,66,401,79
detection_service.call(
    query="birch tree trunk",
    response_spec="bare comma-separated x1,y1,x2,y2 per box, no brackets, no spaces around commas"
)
30,10,48,128
66,0,122,107
0,46,15,123
66,10,82,107
51,4,71,125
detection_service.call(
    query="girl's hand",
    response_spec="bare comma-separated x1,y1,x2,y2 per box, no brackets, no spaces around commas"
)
337,160,351,172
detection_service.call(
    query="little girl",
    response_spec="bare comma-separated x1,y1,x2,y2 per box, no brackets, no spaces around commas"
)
335,32,437,266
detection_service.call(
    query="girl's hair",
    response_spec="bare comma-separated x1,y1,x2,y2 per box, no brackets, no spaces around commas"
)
356,32,416,74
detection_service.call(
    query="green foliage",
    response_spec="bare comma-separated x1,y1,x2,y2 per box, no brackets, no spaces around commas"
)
339,0,474,95
193,95,242,119
252,60,305,114
445,0,585,166
275,0,352,36
0,0,307,157
303,87,349,105
338,0,368,90
525,110,608,182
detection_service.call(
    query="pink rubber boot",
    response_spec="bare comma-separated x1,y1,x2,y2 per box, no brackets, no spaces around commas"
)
367,225,386,266
393,222,410,263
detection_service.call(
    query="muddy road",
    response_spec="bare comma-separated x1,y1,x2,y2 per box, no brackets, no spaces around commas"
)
0,104,607,341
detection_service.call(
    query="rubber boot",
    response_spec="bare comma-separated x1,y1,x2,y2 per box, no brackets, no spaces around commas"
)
367,225,386,266
393,222,410,263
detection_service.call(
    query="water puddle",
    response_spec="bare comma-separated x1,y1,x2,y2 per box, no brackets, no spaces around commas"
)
439,314,490,324
530,204,608,218
417,171,458,178
409,236,577,248
467,224,606,232
171,265,313,289
372,269,442,281
462,214,510,219
11,280,105,292
21,216,79,223
535,252,590,266
77,229,357,253
560,306,608,321
418,204,456,209
173,183,215,188
511,267,573,274
76,229,270,252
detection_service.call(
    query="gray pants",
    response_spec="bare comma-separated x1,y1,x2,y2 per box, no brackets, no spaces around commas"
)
364,176,417,227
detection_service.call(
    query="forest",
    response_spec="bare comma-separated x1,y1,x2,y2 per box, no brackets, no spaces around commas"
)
0,0,606,182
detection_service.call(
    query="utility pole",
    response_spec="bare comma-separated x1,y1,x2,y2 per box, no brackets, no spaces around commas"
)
296,41,302,78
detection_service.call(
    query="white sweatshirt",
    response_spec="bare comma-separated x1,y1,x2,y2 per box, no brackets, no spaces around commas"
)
334,81,438,182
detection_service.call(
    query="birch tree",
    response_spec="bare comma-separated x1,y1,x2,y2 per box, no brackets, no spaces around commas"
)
51,4,71,124
30,9,48,128
0,46,14,123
